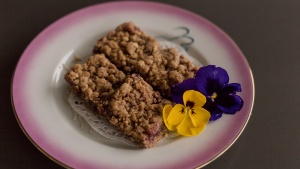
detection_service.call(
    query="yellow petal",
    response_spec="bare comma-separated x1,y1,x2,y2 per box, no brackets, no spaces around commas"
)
190,108,210,127
188,126,206,136
176,115,206,136
176,115,193,136
163,104,172,122
183,90,206,108
167,104,185,126
183,90,194,106
163,104,177,131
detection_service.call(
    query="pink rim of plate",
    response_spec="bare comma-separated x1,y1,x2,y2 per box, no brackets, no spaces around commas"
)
11,1,254,169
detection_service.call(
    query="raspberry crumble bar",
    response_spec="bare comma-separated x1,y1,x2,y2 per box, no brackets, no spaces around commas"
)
64,54,126,108
94,22,198,98
99,74,171,148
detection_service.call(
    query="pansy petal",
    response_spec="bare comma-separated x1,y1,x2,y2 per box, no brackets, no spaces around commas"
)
210,111,223,121
163,105,177,131
176,115,194,136
167,104,185,125
176,115,206,136
190,108,210,127
215,94,244,114
171,78,197,104
183,90,206,107
163,105,172,122
219,83,242,95
203,100,223,121
195,65,229,96
188,126,206,136
189,90,207,108
182,90,193,105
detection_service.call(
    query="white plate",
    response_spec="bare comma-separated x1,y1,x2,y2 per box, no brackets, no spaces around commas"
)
12,1,254,169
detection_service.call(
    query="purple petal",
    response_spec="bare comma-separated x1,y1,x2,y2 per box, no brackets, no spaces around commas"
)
195,65,229,96
171,78,197,104
203,99,223,121
215,94,243,114
210,112,223,121
219,83,242,95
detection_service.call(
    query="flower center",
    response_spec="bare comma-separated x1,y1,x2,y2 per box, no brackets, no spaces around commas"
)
185,100,197,115
211,92,217,99
185,100,195,109
184,107,195,115
182,100,196,115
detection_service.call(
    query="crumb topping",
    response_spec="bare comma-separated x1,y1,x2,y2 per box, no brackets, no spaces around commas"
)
64,54,126,107
101,74,171,148
94,22,198,98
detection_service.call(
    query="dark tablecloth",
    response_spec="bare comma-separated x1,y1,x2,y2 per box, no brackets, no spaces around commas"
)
1,0,299,168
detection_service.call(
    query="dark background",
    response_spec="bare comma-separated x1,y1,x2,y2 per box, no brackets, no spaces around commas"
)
1,0,299,168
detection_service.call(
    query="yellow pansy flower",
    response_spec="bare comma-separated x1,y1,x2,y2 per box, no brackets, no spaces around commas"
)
163,90,211,136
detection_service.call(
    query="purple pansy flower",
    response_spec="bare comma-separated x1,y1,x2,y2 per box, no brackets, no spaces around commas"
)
171,65,243,121
171,78,196,104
